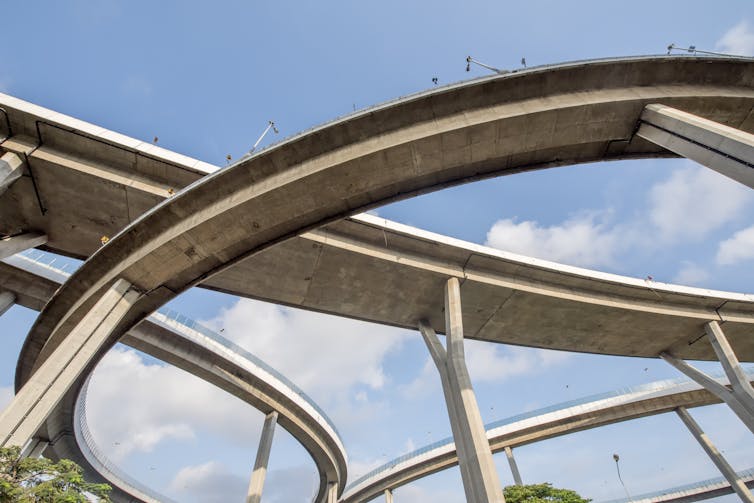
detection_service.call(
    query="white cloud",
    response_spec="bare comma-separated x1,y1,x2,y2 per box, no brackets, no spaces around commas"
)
169,461,246,503
672,261,710,286
485,211,621,267
87,346,263,461
716,225,754,265
465,341,571,383
484,164,752,270
402,342,570,399
717,20,754,56
648,166,751,241
204,299,410,400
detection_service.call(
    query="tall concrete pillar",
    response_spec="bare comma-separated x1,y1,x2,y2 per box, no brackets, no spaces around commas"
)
419,277,504,503
0,278,138,448
504,446,523,486
0,232,47,260
660,322,754,435
0,152,24,194
0,290,15,317
675,407,754,503
384,488,393,503
637,104,754,189
247,411,278,503
326,482,337,503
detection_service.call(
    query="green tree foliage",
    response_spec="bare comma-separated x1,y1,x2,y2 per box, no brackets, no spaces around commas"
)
0,446,111,502
504,483,591,503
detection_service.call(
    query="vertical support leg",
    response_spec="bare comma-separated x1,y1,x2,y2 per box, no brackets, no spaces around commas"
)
326,481,337,503
384,488,393,503
0,152,24,195
0,279,138,448
504,446,523,486
660,322,754,435
419,277,504,503
676,407,754,503
247,411,278,503
705,321,754,414
0,290,15,317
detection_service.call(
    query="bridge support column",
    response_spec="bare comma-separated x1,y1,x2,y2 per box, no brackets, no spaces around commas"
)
247,411,278,503
0,152,23,194
0,278,138,448
384,488,393,503
418,277,504,503
504,446,523,486
327,481,337,503
675,407,754,503
0,290,15,317
637,104,754,189
0,232,47,260
660,321,754,435
20,437,49,459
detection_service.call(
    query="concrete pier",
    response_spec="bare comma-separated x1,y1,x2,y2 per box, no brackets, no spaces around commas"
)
0,152,23,194
504,446,523,486
0,290,14,317
0,232,46,260
661,322,754,435
247,411,278,503
384,489,393,503
638,104,754,189
675,407,754,502
0,279,138,448
419,278,504,503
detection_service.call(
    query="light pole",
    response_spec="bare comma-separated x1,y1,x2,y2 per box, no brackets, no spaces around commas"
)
613,453,632,502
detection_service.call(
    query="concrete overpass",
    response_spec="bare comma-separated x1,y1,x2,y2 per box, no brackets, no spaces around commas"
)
0,253,346,503
343,372,754,502
4,251,751,503
3,55,754,501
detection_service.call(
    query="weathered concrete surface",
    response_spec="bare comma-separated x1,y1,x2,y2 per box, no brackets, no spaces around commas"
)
0,279,138,448
0,232,46,260
0,290,14,316
9,62,754,499
342,375,753,503
0,152,23,194
247,411,278,503
638,103,754,189
0,257,346,503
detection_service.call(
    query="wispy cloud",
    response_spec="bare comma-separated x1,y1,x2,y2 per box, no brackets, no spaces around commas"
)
716,224,754,265
717,20,754,56
485,164,752,270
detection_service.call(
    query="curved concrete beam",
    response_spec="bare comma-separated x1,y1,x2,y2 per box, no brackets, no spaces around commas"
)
342,373,754,502
9,59,754,501
0,255,346,503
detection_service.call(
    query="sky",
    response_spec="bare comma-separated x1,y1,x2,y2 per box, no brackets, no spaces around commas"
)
1,1,754,502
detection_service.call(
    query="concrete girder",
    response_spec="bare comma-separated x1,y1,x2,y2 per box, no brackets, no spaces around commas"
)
0,279,138,448
247,411,278,503
0,151,24,195
637,103,754,189
0,290,14,316
419,278,503,503
675,407,754,503
0,232,46,260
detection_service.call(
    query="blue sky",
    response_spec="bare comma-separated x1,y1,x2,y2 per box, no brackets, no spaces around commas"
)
2,1,754,502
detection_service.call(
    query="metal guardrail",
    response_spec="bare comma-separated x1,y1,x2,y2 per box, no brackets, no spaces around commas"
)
13,250,345,495
345,369,754,491
75,376,178,503
602,467,754,503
